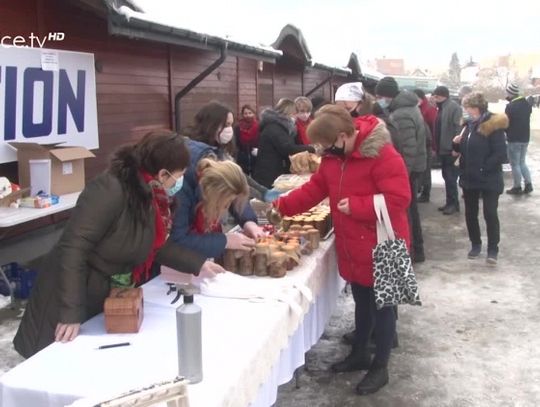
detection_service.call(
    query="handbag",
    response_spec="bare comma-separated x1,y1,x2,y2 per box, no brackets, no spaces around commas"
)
372,194,422,310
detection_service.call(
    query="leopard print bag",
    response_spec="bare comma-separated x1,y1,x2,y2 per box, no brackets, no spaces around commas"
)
372,194,422,310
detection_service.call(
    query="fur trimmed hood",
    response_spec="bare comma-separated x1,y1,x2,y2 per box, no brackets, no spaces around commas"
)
358,120,391,158
478,113,509,136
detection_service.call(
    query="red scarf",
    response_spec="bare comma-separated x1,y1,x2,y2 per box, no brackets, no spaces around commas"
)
132,171,172,284
237,118,259,148
295,117,312,145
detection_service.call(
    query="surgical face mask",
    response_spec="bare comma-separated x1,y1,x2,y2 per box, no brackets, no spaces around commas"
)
218,126,234,144
462,110,471,122
297,112,310,122
377,98,390,110
166,173,184,197
324,140,346,157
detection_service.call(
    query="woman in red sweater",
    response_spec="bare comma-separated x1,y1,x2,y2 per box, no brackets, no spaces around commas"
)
234,104,260,175
294,96,313,145
273,105,410,395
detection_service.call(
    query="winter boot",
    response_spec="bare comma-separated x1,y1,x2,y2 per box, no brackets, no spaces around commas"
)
524,183,533,194
331,346,371,373
506,186,523,195
356,365,389,395
467,244,482,259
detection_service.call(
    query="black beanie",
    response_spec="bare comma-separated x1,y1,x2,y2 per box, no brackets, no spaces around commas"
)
375,76,399,98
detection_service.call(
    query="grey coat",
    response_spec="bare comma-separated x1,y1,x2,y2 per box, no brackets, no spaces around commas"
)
437,98,463,155
13,172,205,358
388,91,427,173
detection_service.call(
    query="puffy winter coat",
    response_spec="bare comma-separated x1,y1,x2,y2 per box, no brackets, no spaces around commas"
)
388,91,427,173
275,116,411,287
454,113,508,194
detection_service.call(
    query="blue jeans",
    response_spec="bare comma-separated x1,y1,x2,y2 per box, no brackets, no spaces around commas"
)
507,142,532,187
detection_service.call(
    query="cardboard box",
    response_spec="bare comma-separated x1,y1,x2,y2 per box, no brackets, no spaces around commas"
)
8,142,95,196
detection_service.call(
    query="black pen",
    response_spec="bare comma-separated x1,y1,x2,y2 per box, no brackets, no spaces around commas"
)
96,342,131,350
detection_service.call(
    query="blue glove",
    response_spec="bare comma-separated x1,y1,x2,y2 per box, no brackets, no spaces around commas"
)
263,188,282,203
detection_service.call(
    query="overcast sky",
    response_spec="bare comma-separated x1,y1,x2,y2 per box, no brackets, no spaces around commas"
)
135,0,540,70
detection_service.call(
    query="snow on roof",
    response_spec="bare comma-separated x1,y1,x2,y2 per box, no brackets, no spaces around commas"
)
115,5,281,57
115,2,351,73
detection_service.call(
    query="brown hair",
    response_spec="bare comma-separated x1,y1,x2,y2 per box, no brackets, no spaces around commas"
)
183,101,236,156
462,92,488,113
197,158,249,228
241,104,256,116
307,105,356,145
110,131,190,224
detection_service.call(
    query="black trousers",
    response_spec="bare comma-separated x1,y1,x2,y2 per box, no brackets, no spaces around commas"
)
352,283,396,368
409,172,424,256
440,154,460,208
462,189,500,252
419,150,432,197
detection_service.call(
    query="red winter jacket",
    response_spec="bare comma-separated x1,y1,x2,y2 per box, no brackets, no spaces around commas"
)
295,117,312,145
275,115,411,287
418,97,437,151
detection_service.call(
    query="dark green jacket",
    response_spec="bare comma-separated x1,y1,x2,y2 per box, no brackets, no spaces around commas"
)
13,172,205,358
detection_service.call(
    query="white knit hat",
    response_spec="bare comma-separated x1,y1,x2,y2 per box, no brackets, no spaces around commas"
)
506,82,520,97
335,82,364,102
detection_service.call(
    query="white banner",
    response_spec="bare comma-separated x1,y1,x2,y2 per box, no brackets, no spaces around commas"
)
0,46,98,163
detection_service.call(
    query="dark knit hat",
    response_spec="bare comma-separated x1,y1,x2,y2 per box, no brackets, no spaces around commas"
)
506,82,520,97
433,86,450,98
375,77,399,98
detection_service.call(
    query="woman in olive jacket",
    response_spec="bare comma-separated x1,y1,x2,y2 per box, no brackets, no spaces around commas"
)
13,132,223,358
453,92,508,264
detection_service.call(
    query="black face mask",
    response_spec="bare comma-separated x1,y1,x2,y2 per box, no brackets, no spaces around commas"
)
324,140,346,157
349,102,361,118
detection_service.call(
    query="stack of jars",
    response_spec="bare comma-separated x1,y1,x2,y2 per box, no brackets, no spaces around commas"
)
221,228,320,279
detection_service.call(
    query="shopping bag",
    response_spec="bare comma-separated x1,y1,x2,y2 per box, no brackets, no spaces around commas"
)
372,194,421,310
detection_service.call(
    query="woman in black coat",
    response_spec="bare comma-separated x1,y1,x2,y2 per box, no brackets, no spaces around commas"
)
453,92,508,264
252,99,315,188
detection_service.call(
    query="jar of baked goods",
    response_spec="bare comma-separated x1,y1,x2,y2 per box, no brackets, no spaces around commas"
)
282,217,293,231
269,251,287,278
254,243,269,276
223,249,238,273
238,250,254,276
307,228,320,249
292,216,303,225
314,217,327,237
282,244,299,270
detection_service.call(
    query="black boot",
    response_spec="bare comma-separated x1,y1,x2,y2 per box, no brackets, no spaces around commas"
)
331,346,371,373
506,186,523,195
524,183,533,194
356,365,389,395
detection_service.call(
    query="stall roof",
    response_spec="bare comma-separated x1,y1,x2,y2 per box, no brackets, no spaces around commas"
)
103,0,282,62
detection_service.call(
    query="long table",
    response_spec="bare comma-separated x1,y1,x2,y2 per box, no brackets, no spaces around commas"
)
0,237,344,407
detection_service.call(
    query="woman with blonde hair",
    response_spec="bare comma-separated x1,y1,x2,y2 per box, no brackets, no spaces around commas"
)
169,158,255,259
252,98,315,188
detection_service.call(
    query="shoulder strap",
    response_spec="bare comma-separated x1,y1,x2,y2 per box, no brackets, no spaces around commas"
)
374,194,396,243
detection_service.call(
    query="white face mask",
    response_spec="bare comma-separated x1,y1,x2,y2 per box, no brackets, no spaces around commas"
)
218,126,234,144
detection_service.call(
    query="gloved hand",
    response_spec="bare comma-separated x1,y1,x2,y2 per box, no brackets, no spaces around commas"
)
263,188,282,203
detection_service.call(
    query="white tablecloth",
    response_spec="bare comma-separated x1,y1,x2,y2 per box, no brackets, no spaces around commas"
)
0,238,344,407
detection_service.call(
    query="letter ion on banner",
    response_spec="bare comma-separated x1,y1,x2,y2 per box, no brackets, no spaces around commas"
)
0,47,98,163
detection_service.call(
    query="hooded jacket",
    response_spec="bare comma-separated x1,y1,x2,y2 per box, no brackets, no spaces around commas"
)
275,115,411,287
252,109,315,188
388,91,427,173
454,113,508,193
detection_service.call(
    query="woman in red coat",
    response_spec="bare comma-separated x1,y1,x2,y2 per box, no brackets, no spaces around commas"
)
273,105,410,395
